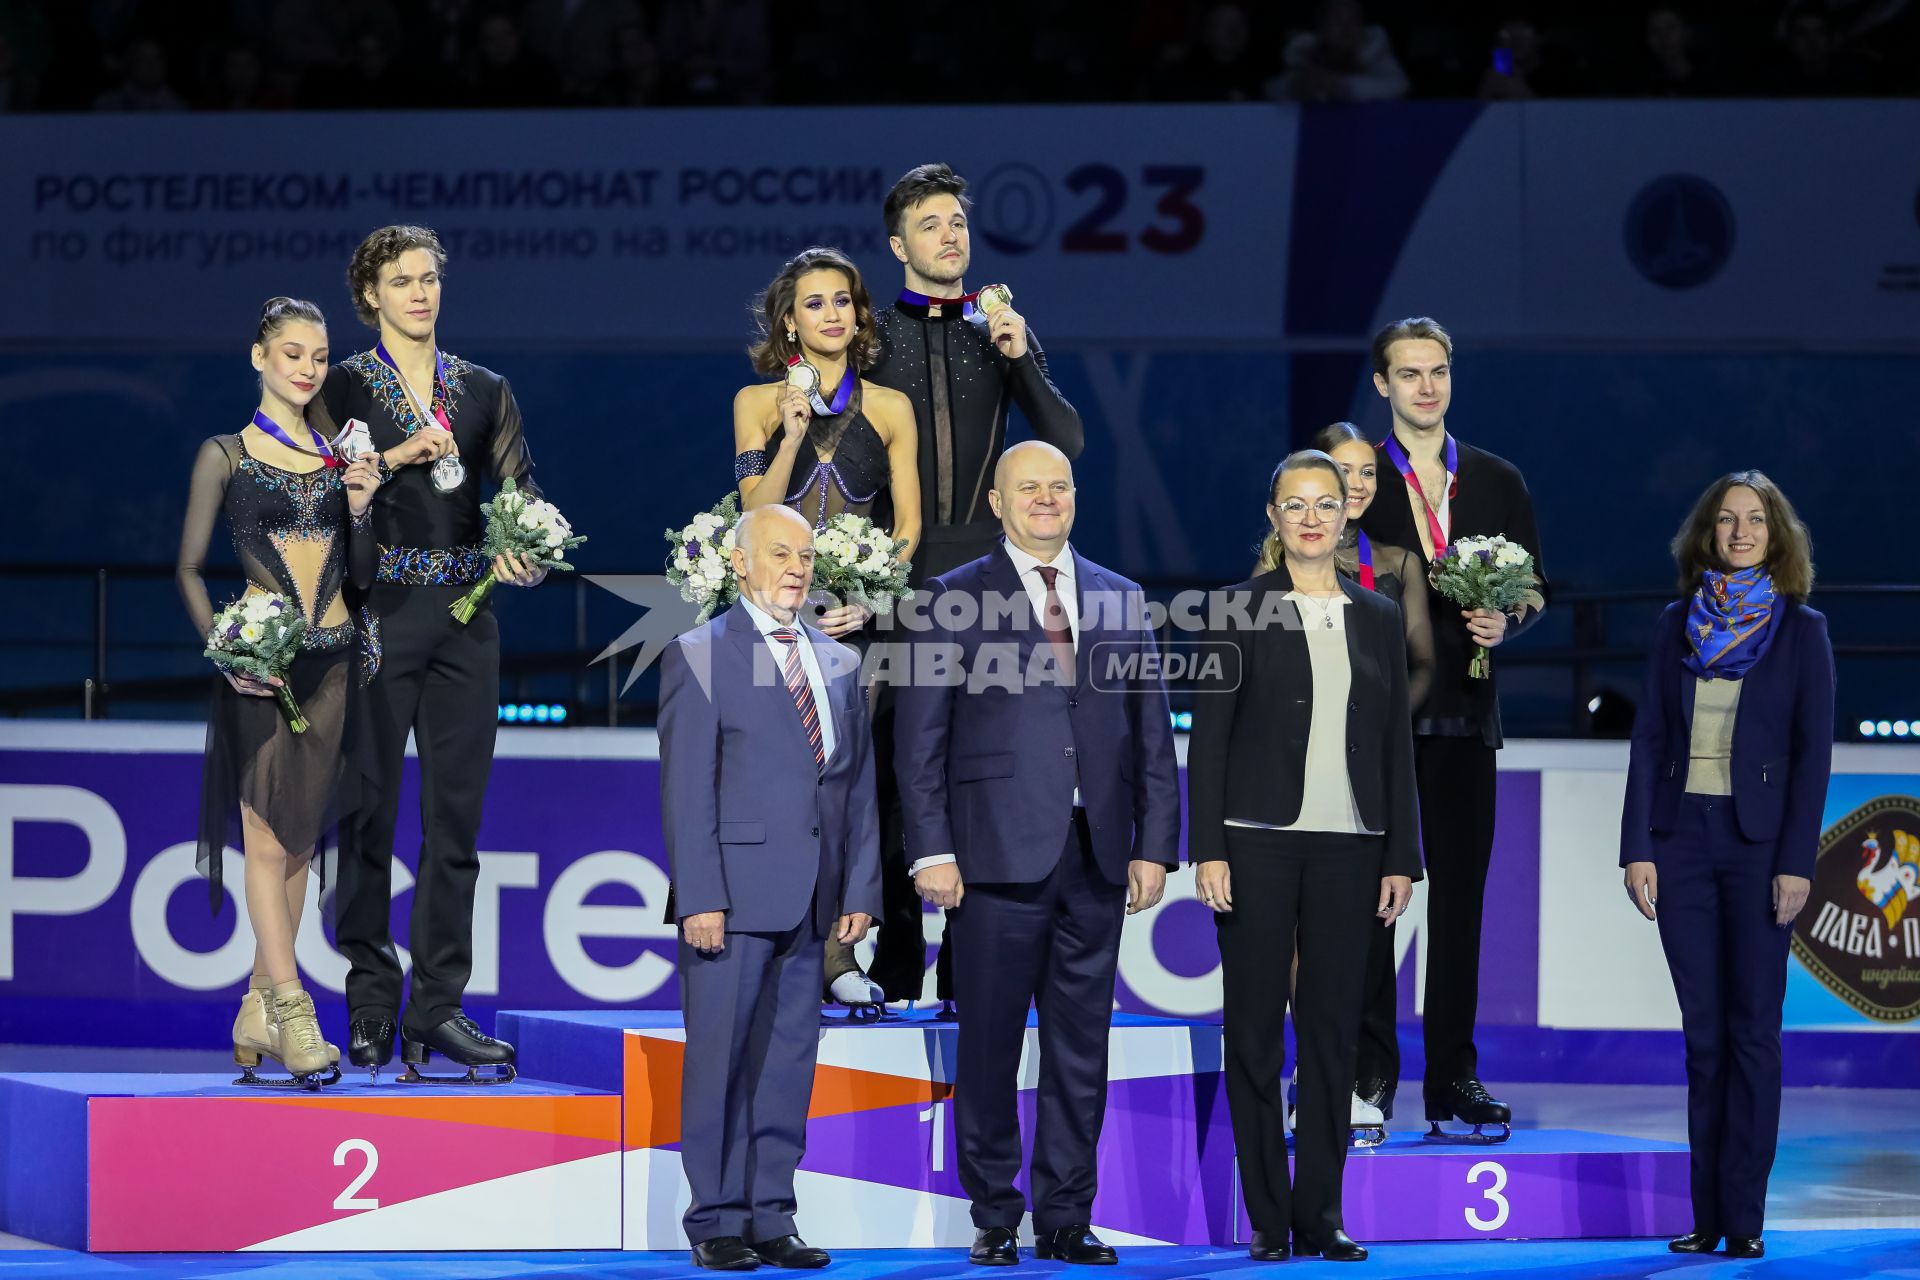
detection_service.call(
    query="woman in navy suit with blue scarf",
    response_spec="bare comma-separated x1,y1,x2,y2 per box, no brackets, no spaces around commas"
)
1620,470,1834,1261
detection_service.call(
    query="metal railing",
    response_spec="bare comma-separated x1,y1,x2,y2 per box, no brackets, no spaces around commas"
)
3,564,1915,734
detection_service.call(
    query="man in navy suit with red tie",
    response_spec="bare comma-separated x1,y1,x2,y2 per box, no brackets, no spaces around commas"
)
894,441,1182,1266
659,504,883,1272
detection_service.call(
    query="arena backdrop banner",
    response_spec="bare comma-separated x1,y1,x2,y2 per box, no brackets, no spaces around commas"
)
6,102,1918,348
0,105,1293,345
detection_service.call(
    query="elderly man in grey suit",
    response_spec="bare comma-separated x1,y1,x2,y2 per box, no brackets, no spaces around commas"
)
659,504,883,1271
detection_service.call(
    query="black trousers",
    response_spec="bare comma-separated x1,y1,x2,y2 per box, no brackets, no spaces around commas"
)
1217,827,1381,1240
336,583,500,1027
1351,907,1400,1112
852,682,925,1000
1653,794,1789,1239
948,812,1124,1231
1413,735,1498,1095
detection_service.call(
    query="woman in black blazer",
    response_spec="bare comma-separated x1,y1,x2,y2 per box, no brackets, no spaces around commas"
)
1620,470,1834,1261
1189,450,1421,1264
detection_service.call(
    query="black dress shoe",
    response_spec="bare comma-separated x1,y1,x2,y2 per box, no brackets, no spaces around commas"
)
969,1226,1018,1266
691,1236,760,1270
1669,1231,1720,1253
1034,1224,1118,1265
348,1015,396,1075
1248,1230,1289,1261
748,1235,829,1268
1294,1228,1368,1262
1725,1236,1764,1258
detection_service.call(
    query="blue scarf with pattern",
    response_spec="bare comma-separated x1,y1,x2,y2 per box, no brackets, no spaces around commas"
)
1682,566,1780,681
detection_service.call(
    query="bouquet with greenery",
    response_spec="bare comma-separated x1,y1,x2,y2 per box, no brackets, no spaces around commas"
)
665,491,742,622
205,594,309,732
810,511,911,615
1428,534,1545,679
451,478,586,624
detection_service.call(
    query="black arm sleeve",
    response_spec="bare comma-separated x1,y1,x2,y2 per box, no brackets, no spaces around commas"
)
1505,465,1548,639
1390,546,1435,714
176,437,234,640
1004,330,1084,461
489,376,542,500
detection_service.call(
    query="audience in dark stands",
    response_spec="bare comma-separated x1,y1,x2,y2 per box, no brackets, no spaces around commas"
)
1269,0,1411,102
1,0,1913,112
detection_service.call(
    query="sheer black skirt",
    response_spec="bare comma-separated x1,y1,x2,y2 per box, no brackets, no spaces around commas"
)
194,643,359,913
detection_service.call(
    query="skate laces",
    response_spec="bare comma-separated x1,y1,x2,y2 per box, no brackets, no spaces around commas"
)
1456,1078,1495,1104
278,992,324,1052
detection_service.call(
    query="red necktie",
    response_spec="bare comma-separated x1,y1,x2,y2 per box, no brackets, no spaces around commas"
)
1036,565,1076,684
771,628,825,771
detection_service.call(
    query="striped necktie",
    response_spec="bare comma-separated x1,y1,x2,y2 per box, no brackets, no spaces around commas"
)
771,628,826,771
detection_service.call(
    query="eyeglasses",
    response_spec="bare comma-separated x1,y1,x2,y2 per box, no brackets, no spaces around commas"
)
1276,498,1344,522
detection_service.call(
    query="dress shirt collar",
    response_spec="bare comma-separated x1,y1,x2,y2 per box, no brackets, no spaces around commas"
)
1003,539,1075,585
739,595,804,637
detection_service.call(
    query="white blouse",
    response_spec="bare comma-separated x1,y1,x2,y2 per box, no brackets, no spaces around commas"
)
1226,592,1377,836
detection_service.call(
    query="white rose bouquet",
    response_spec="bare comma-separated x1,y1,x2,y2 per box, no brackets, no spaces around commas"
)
810,511,911,616
665,492,742,622
1427,534,1545,679
205,594,310,732
451,478,587,624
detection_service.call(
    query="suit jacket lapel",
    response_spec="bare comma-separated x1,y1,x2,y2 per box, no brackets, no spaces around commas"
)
981,541,1040,665
1338,574,1367,672
1072,550,1099,694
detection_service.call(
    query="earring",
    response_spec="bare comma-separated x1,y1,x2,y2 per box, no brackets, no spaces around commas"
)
786,328,796,341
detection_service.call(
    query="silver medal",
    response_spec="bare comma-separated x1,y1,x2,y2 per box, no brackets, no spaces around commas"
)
431,453,467,493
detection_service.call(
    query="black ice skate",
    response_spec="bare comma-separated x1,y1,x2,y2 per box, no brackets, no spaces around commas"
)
1424,1077,1511,1144
348,1014,396,1084
398,1012,517,1085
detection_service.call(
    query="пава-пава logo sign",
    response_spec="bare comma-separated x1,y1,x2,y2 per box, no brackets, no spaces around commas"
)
1792,795,1920,1022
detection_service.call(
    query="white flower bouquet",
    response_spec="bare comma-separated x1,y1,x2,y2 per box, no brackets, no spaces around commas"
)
1427,534,1545,679
451,478,586,624
810,512,911,616
205,594,310,732
665,491,742,622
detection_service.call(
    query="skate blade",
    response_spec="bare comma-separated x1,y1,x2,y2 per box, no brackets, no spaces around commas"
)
234,1062,342,1090
1424,1121,1511,1145
1350,1128,1387,1149
398,1062,517,1086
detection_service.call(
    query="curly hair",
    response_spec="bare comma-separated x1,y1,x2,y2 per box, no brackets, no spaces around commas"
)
1670,469,1816,602
747,246,880,377
346,225,447,329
